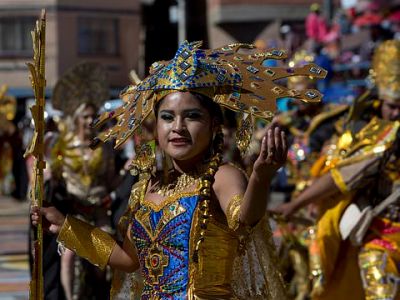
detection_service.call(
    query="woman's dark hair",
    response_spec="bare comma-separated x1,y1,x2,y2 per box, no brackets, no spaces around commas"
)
154,91,223,123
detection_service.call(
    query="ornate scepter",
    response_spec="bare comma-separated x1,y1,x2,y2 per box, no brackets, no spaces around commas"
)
24,9,46,300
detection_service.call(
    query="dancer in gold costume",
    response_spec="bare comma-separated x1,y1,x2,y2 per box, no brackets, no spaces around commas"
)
277,50,348,197
0,85,17,195
47,62,116,300
32,41,327,299
272,51,347,300
272,40,400,300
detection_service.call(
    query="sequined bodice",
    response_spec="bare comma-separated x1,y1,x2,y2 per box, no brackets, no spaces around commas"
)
131,193,199,299
130,192,239,299
50,134,111,202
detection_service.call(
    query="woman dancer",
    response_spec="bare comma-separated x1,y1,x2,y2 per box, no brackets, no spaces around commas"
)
32,40,326,299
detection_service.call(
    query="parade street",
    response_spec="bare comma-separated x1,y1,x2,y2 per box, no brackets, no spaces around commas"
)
0,196,29,300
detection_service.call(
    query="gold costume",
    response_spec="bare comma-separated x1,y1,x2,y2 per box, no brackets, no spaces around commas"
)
49,131,114,221
48,62,114,224
0,85,16,194
59,174,286,299
310,117,399,300
274,51,349,299
308,40,400,300
49,62,115,299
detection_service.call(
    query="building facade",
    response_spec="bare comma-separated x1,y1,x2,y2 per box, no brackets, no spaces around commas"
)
207,0,328,47
0,0,141,97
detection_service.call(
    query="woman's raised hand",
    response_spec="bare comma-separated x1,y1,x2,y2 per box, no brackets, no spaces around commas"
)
31,206,66,235
253,124,288,180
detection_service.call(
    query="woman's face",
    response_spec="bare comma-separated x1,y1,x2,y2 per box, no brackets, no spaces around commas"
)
76,105,96,138
381,99,400,121
156,92,214,162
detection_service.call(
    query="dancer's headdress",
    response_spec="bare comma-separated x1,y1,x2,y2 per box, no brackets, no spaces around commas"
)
372,40,400,102
52,62,109,116
0,85,16,121
92,40,327,156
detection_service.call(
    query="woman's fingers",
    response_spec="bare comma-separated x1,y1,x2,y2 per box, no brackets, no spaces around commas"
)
272,127,288,163
274,127,282,162
260,134,268,160
258,125,287,166
31,205,39,226
31,206,64,234
267,127,275,162
277,129,288,162
31,205,39,213
30,206,53,225
31,214,39,225
281,130,288,161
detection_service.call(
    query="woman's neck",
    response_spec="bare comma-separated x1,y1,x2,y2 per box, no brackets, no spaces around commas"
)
76,131,92,144
171,155,205,174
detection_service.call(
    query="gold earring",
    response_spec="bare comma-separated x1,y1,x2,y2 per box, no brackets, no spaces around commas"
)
129,140,156,176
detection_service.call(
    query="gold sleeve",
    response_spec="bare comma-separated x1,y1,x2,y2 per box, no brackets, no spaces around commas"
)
226,194,243,231
57,215,116,270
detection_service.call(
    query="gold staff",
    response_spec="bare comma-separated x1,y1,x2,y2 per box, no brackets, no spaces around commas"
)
25,9,46,300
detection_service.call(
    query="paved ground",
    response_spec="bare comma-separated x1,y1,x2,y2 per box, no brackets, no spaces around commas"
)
0,196,30,300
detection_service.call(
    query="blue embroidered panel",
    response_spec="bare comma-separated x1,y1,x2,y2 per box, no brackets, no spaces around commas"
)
131,195,200,299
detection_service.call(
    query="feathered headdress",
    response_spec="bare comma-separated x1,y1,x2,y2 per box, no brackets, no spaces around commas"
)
91,40,327,156
52,62,109,116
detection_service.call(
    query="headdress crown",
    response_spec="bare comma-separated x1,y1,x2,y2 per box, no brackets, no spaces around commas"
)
91,41,327,151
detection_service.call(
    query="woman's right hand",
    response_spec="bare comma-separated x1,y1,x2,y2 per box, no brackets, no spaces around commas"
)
31,206,66,235
269,202,297,219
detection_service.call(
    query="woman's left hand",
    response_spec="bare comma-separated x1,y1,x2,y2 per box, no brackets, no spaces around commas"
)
252,125,287,180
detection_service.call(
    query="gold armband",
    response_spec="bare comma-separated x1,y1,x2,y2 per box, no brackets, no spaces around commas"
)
57,215,116,270
226,194,243,231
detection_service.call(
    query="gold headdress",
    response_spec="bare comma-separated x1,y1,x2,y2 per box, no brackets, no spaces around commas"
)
0,84,16,121
372,40,400,102
92,40,327,155
52,62,109,116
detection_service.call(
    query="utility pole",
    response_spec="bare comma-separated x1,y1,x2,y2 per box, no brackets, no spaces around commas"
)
324,0,334,23
186,0,209,48
177,0,186,44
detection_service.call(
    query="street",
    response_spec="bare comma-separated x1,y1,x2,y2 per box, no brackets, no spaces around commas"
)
0,196,29,300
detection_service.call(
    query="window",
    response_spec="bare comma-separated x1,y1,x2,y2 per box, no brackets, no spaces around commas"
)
78,17,119,56
0,17,35,57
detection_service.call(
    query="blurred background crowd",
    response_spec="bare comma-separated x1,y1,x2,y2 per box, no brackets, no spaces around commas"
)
0,0,399,200
1,0,400,299
0,0,398,201
1,0,400,200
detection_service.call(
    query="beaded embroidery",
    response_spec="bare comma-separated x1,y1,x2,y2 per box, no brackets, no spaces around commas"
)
131,194,200,299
